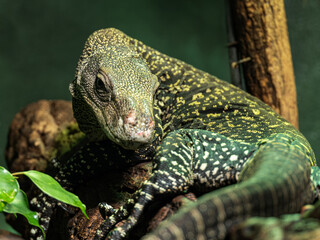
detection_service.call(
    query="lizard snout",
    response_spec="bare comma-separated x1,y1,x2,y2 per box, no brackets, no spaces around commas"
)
123,110,155,144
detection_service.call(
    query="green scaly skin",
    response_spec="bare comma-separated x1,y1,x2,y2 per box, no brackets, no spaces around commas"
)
29,28,319,240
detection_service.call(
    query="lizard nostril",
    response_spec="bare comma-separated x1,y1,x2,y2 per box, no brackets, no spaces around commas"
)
124,110,137,126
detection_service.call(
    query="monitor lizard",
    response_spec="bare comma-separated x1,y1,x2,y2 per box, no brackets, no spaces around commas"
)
29,28,319,240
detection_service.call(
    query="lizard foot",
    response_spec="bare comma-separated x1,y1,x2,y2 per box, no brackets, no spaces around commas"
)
29,193,57,239
93,218,116,240
98,202,116,218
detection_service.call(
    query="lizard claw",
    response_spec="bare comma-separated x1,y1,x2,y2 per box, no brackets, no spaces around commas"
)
98,202,116,219
30,226,45,240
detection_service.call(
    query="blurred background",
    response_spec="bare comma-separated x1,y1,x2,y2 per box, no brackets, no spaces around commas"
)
0,0,319,233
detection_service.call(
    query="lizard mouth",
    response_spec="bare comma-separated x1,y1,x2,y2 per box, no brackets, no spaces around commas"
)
101,111,155,150
118,111,155,149
122,110,154,143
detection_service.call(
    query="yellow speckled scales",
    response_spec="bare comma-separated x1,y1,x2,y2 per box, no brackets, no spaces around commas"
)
30,28,318,240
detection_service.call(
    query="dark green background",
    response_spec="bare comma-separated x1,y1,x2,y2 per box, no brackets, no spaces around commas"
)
0,0,319,233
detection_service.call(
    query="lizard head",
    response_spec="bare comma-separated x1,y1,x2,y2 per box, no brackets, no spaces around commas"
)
70,28,159,150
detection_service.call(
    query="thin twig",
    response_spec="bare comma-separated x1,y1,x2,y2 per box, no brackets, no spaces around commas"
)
225,0,242,89
231,57,251,68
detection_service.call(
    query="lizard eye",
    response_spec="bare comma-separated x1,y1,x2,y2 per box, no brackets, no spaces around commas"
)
94,75,112,102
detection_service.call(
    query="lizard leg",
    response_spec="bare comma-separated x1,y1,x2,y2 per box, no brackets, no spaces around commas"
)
94,130,195,240
97,128,257,239
143,133,315,240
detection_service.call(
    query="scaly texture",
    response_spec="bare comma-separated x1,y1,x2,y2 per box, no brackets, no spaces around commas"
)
29,28,319,240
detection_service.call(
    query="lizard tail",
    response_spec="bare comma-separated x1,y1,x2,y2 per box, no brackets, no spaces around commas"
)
143,136,315,240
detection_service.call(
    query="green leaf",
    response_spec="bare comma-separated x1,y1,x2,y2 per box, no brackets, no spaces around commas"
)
0,166,19,204
0,201,5,212
4,189,44,236
21,170,88,219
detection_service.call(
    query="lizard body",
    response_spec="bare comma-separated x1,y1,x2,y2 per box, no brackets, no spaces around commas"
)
30,28,319,240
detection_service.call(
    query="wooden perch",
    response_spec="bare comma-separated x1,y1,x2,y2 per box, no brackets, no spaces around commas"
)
229,0,299,128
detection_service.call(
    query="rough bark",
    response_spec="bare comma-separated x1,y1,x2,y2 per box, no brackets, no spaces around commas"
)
230,0,299,128
5,100,76,174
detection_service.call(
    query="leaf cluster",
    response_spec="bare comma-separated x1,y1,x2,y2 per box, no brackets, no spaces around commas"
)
0,166,88,238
